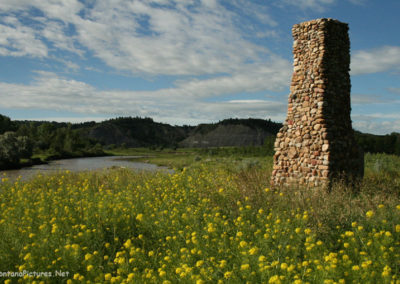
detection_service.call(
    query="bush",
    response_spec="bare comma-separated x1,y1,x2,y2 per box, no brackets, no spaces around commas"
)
0,132,33,168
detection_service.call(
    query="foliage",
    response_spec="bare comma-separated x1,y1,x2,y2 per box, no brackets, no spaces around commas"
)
14,121,105,162
0,154,399,283
355,131,400,155
0,132,33,169
89,117,193,148
16,136,34,159
193,118,281,136
0,114,16,134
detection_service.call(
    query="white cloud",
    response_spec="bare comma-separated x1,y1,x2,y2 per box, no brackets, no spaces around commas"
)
0,71,287,125
353,115,400,135
0,0,83,23
231,0,278,27
256,30,279,39
0,0,294,120
357,113,400,120
23,116,109,123
0,5,83,57
41,20,83,56
0,18,48,57
201,0,218,9
276,0,365,11
351,94,392,105
277,0,335,11
351,46,400,75
73,0,271,76
352,112,400,134
62,60,80,71
173,58,291,98
0,0,281,77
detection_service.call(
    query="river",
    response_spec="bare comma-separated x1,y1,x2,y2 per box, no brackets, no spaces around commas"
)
0,156,171,181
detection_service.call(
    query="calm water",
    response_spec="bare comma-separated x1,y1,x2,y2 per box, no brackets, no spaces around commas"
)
0,156,171,181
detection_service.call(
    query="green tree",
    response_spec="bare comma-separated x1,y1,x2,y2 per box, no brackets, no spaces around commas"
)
50,128,66,154
383,134,397,154
263,135,276,155
0,114,16,134
17,136,33,159
394,133,400,156
63,125,83,153
0,132,21,167
37,123,56,150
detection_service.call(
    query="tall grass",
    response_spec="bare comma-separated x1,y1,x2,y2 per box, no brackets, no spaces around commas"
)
0,153,399,283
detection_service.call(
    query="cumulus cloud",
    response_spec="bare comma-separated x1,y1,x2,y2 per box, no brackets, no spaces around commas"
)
351,46,400,75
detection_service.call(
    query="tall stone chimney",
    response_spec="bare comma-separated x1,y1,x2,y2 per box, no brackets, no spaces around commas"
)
271,18,363,188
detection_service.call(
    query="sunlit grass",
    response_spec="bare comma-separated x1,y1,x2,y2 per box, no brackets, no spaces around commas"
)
0,153,399,283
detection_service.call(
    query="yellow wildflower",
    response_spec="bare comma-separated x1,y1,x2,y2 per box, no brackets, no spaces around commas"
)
196,260,204,267
136,214,143,221
268,275,281,284
366,210,374,218
224,271,232,279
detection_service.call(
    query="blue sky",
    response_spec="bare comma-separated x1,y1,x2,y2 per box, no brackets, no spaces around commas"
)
0,0,399,134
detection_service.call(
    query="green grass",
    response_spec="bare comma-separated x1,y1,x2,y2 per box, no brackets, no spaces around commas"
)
106,146,274,170
0,152,399,283
107,147,205,169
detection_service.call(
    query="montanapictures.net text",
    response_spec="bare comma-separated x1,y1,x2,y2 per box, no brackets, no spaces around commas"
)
0,270,69,278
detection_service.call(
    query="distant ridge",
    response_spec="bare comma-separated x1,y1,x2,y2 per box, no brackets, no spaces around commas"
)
84,117,281,148
179,118,281,148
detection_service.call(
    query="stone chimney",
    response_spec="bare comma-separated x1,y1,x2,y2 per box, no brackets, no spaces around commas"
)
271,18,363,188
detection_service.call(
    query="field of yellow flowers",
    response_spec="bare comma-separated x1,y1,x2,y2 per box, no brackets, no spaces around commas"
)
0,153,399,283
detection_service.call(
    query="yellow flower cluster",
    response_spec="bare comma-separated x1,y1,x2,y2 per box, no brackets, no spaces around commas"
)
0,164,399,283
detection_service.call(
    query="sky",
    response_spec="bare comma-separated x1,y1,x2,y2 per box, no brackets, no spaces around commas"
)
0,0,399,135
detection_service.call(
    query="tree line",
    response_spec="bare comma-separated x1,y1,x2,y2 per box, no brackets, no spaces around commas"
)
0,114,103,170
354,131,400,156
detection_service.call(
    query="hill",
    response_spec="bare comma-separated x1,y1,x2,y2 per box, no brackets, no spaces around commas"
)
82,117,192,148
179,118,281,148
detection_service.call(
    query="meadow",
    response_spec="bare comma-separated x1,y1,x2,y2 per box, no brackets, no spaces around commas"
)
0,150,399,283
